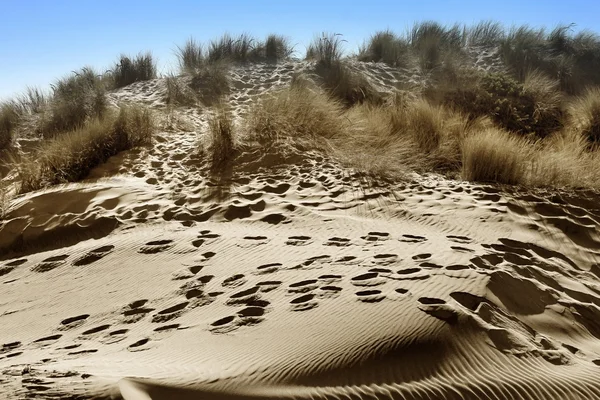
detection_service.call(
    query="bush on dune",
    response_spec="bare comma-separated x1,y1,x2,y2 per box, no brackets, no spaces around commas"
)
189,63,230,106
207,107,236,173
358,30,409,67
19,106,154,193
38,67,108,138
111,52,157,89
0,102,20,150
176,38,204,74
568,87,600,146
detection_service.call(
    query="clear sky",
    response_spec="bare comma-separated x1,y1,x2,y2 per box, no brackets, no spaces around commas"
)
1,0,600,101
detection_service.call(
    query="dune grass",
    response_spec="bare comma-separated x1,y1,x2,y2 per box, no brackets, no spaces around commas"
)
18,106,154,193
568,87,600,146
306,33,345,68
37,67,108,138
189,63,230,106
207,33,258,64
111,52,157,89
358,30,409,66
207,107,236,172
164,74,198,107
176,38,204,74
0,102,20,150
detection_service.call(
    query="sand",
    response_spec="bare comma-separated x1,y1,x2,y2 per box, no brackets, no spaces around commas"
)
1,51,600,399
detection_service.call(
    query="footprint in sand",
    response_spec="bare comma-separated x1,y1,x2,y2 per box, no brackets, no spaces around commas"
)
222,274,247,288
209,316,238,334
285,236,312,246
288,279,319,294
447,235,473,244
255,280,281,293
151,302,189,323
100,329,129,344
236,306,267,327
226,287,261,306
355,290,386,303
318,274,343,284
81,325,111,336
191,231,221,247
33,334,62,347
361,232,390,243
351,272,386,287
324,237,352,247
127,338,150,352
372,253,399,266
318,285,343,299
138,239,174,254
290,293,318,311
237,236,270,248
1,259,27,276
256,263,282,275
412,253,432,261
72,245,115,266
122,300,154,323
1,341,22,354
32,255,69,273
294,255,331,269
58,314,90,331
417,298,459,324
399,234,428,243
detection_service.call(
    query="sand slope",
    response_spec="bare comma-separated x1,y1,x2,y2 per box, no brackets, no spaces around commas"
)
1,57,600,399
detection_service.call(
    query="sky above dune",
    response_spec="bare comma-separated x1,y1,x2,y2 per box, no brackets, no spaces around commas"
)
1,0,600,101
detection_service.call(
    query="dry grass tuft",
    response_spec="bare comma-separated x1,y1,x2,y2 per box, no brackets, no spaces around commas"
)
306,33,345,68
358,30,409,66
19,106,154,193
38,67,108,138
111,52,157,89
568,87,600,146
0,102,20,150
165,75,197,107
462,128,533,184
315,61,382,106
246,84,347,147
207,107,236,172
189,63,230,106
176,38,204,74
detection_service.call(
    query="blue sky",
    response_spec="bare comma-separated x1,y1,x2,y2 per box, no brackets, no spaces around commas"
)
1,0,600,101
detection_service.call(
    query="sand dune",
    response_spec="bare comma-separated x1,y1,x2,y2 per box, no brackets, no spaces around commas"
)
1,54,600,399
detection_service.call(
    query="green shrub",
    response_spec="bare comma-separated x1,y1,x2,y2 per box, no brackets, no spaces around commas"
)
112,52,157,88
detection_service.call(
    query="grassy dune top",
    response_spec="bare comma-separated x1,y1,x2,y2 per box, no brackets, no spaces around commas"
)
1,22,600,214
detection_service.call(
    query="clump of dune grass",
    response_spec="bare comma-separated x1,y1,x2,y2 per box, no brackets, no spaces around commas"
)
17,86,48,114
306,33,345,68
462,127,533,184
176,38,204,74
568,87,600,146
264,34,294,62
19,106,154,193
246,84,347,148
207,107,235,172
208,33,257,64
407,21,466,70
315,61,382,106
189,63,230,106
38,67,107,138
0,102,20,150
111,52,157,89
466,21,506,46
165,74,197,107
358,30,409,67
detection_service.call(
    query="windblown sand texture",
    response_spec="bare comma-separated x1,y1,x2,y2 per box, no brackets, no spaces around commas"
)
1,50,600,399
